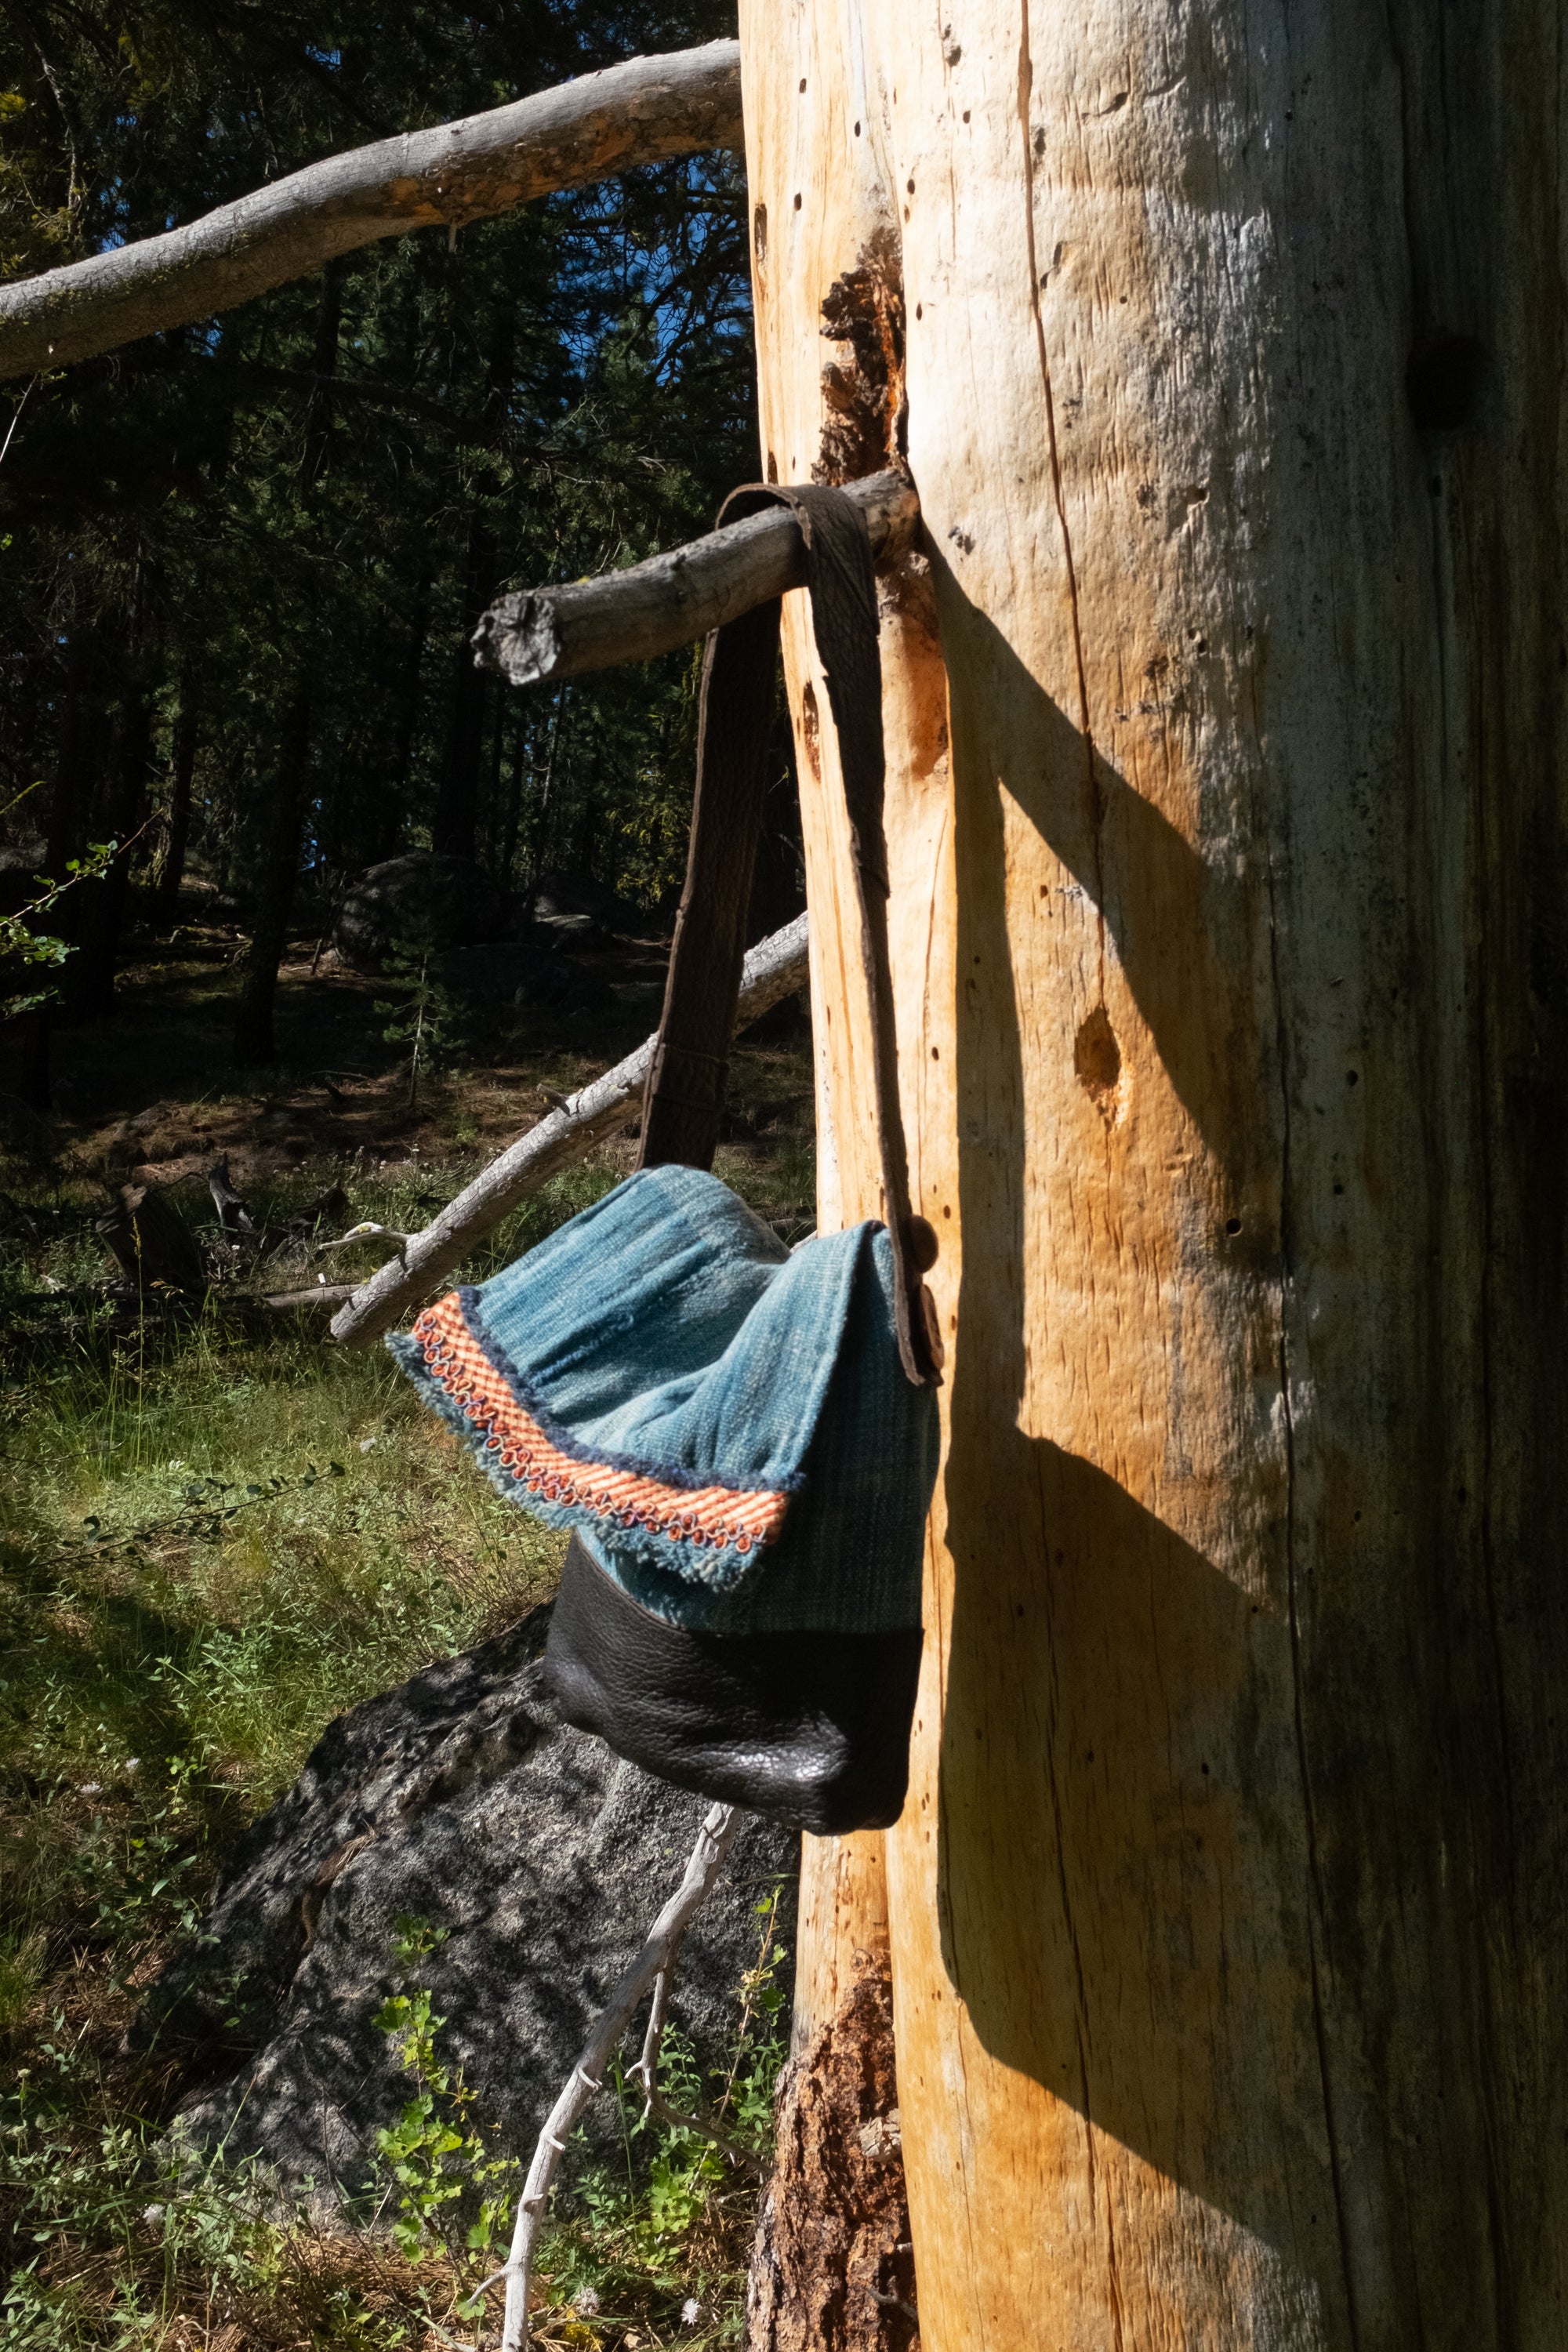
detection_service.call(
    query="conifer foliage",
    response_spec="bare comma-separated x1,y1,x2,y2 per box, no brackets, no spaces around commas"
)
0,2,750,1063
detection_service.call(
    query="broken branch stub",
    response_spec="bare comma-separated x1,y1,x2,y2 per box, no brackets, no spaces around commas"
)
0,42,740,380
473,470,919,688
327,911,809,1349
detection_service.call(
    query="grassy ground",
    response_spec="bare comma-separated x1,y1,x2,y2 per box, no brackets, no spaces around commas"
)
0,906,814,2350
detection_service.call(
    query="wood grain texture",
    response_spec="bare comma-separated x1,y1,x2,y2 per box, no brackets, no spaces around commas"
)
0,43,740,379
746,1965,916,2352
742,2,1568,2345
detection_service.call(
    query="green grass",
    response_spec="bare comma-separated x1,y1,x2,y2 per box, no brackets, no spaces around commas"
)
0,1097,806,2350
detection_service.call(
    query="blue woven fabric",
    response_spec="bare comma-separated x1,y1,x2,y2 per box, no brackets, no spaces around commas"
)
389,1164,937,1635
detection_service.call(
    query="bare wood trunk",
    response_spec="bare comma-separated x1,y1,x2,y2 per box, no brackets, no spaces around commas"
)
747,1831,914,2350
742,2,1568,2346
741,16,945,2336
746,1961,916,2352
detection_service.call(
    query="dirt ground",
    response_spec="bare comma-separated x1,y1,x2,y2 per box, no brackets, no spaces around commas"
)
1,884,816,1222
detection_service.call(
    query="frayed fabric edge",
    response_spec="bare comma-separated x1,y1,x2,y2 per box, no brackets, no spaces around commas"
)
386,1308,790,1593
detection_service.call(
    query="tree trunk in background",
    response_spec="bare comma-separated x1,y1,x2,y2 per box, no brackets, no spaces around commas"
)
234,694,312,1065
66,685,154,1018
384,561,432,855
522,681,569,922
742,3,1568,2347
25,622,104,1103
45,622,101,882
479,673,506,868
231,262,343,1063
434,319,512,863
434,512,499,862
300,255,346,490
498,707,527,884
149,677,199,931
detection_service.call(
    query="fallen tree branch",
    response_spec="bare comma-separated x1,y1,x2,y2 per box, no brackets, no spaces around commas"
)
474,472,919,687
328,910,809,1349
260,1281,357,1311
477,1802,742,2352
0,42,741,380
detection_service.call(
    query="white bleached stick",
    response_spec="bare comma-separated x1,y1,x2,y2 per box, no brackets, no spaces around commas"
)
480,1801,742,2352
328,911,808,1349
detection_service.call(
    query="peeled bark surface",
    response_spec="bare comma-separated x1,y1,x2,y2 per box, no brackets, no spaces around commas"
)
0,43,740,379
746,1965,916,2352
741,2,1568,2346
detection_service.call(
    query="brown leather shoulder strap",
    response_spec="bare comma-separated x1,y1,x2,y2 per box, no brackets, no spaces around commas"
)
638,481,937,1386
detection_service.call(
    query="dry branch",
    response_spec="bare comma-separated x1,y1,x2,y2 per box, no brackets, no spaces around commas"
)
629,1940,764,2180
484,1802,742,2352
327,910,809,1349
0,42,740,380
474,471,919,687
260,1282,358,1311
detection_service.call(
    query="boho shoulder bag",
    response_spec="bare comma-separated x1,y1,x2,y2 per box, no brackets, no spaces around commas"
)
391,484,940,1835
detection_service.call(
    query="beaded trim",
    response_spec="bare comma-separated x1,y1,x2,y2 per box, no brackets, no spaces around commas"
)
409,1291,789,1557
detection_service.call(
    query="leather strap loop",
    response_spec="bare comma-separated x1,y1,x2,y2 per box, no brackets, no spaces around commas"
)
638,480,937,1386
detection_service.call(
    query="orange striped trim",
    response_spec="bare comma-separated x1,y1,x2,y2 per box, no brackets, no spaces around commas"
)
410,1291,789,1558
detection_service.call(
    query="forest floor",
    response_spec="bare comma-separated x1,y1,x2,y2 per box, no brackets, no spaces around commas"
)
0,898,816,2351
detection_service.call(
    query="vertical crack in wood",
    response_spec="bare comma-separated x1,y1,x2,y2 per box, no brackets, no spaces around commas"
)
1016,0,1107,1008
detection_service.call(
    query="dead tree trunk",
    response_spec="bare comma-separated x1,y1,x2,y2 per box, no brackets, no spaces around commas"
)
742,2,1568,2347
67,684,153,1018
747,1837,913,2352
148,674,199,931
234,694,313,1066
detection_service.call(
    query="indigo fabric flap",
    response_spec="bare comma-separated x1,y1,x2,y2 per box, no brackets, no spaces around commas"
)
389,1165,883,1595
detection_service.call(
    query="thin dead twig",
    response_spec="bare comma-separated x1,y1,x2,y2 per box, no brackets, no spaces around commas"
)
474,1802,742,2352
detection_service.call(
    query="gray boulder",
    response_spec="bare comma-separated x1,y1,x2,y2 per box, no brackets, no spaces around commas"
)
533,870,648,936
136,1607,797,2201
334,854,510,972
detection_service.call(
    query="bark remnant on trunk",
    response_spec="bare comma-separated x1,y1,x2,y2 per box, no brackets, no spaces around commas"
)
746,1965,916,2352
